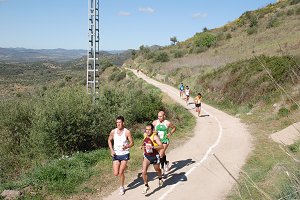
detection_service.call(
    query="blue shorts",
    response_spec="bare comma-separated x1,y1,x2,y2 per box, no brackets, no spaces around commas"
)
144,154,160,165
112,153,130,161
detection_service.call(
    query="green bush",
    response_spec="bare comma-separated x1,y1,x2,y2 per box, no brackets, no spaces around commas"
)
267,17,279,28
236,18,246,27
109,70,126,82
114,71,126,82
144,51,155,60
174,50,184,58
250,17,258,27
0,100,34,176
286,9,295,16
247,27,257,35
31,86,101,157
153,52,170,62
288,143,299,153
193,46,208,54
278,107,289,117
226,33,232,39
100,59,113,72
193,32,217,48
278,172,300,200
290,103,299,111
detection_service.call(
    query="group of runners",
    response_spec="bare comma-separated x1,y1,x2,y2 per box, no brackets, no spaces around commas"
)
180,82,202,117
108,111,176,195
108,82,201,196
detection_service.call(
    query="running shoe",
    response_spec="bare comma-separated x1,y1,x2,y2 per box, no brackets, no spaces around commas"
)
158,179,164,187
119,186,125,195
142,185,150,194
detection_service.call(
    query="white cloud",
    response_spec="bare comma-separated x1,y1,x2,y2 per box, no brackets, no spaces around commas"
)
0,0,7,2
192,12,208,19
118,11,131,16
138,7,155,13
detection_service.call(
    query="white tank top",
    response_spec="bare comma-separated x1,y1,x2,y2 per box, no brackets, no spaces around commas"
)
113,128,129,155
185,89,190,96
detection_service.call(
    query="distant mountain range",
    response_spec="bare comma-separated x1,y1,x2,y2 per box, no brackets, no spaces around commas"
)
0,47,126,63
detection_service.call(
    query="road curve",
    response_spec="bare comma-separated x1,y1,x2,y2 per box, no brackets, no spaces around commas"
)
103,69,252,200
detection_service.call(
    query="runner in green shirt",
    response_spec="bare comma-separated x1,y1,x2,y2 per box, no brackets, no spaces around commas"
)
152,111,176,174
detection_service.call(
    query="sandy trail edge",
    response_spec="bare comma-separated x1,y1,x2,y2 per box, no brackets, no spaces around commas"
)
103,69,253,200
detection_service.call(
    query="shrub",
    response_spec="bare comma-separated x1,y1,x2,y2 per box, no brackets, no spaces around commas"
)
290,0,300,5
278,107,289,117
0,99,35,183
100,59,113,72
288,143,299,153
247,27,257,35
194,32,217,48
174,50,184,58
153,52,170,62
296,7,300,15
226,33,232,39
114,71,126,82
286,9,294,16
109,70,126,82
236,18,245,27
144,51,155,60
31,87,100,157
0,100,34,157
290,103,299,111
249,15,258,27
266,17,279,28
194,46,208,54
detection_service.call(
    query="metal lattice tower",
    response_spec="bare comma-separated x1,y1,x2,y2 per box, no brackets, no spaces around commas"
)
86,0,100,96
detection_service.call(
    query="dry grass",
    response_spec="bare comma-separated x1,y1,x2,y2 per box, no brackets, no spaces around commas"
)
129,2,300,75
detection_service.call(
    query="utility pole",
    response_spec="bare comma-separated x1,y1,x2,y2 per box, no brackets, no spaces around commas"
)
86,0,100,98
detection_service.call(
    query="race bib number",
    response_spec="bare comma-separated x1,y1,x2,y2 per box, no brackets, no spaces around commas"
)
158,131,164,139
145,143,153,153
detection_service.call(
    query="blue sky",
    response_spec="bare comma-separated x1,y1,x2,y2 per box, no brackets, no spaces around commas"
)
0,0,276,51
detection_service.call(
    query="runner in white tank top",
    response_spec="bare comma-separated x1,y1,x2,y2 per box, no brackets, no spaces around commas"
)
108,116,134,195
113,128,129,155
185,86,191,105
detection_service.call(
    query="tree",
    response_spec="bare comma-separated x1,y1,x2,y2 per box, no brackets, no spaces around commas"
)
170,36,178,45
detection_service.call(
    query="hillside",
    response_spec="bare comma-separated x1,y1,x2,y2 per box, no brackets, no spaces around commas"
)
0,48,131,63
126,0,300,72
0,0,300,199
124,0,300,199
0,48,131,99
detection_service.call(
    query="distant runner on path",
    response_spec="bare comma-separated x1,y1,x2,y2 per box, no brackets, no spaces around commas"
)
185,86,191,105
179,82,184,98
194,93,202,117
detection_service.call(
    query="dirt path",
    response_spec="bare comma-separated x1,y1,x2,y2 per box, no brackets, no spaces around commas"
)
103,69,252,200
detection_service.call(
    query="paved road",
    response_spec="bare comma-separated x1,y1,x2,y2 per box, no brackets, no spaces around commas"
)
103,69,252,200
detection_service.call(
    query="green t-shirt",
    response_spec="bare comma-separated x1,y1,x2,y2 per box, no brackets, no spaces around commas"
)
155,120,169,143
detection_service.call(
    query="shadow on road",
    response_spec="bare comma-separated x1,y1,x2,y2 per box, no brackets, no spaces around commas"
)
199,114,209,117
144,158,196,196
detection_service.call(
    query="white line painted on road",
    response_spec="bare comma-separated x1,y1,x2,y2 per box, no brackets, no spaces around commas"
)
159,108,223,200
